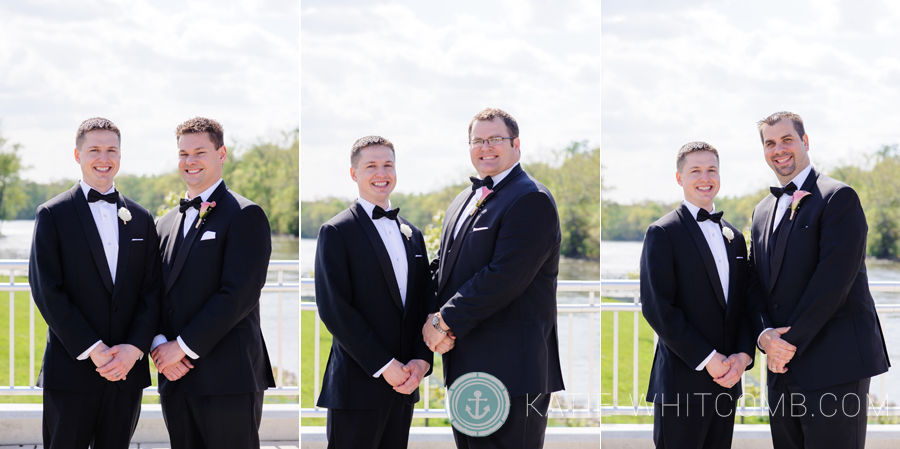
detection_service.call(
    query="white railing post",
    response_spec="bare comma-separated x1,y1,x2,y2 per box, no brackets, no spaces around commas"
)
277,269,284,387
8,271,14,388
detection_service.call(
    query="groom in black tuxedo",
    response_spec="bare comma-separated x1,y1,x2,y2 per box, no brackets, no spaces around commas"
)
315,136,432,448
150,117,275,449
29,117,161,448
750,111,889,449
424,108,564,448
640,142,756,449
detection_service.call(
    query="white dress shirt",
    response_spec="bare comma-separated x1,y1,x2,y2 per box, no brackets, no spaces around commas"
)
357,198,410,378
151,179,224,360
453,162,519,240
682,201,730,371
77,181,120,360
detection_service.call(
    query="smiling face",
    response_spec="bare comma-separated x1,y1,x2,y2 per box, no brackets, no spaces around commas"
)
761,118,810,185
351,144,396,209
177,132,227,198
469,117,520,178
74,130,120,193
676,150,720,211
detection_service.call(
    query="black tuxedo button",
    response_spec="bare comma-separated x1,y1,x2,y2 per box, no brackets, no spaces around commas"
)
168,308,173,314
773,304,779,309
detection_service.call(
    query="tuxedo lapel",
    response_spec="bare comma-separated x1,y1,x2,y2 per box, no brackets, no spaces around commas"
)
164,182,228,294
438,190,472,293
723,223,737,314
401,218,416,315
351,202,403,311
111,197,131,301
768,169,819,292
678,205,726,309
72,186,113,293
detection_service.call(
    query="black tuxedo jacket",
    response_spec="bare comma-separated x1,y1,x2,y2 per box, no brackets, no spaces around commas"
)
155,182,275,396
30,184,161,392
640,204,756,403
435,164,564,398
749,167,889,390
315,201,433,409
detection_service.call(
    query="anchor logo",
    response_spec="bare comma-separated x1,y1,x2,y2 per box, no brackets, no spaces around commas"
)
465,390,491,419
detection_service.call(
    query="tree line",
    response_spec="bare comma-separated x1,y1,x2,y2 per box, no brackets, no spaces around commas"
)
602,145,900,260
0,129,299,236
301,142,600,260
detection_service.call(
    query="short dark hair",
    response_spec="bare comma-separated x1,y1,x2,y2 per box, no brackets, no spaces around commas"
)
676,141,719,173
175,117,225,149
76,117,120,149
468,108,519,141
757,111,805,144
351,136,395,168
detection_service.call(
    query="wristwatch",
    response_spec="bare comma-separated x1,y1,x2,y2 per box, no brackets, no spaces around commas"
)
433,314,448,335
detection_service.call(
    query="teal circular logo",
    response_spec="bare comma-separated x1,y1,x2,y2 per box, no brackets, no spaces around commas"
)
446,372,510,437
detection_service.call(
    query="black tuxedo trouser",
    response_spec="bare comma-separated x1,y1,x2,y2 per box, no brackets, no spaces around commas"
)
452,393,551,449
768,371,869,449
43,383,143,449
652,396,736,449
325,393,414,449
160,383,264,449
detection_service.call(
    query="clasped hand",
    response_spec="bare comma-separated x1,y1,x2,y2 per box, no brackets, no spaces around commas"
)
706,352,752,389
422,313,455,354
383,359,430,395
151,341,195,381
92,343,141,382
759,327,796,374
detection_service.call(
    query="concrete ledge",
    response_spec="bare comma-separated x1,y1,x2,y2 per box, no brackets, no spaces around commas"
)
300,426,600,449
600,424,900,448
0,404,298,445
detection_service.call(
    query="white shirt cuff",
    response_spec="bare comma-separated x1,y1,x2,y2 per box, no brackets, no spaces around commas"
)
696,350,717,371
77,340,103,360
177,336,200,360
758,328,774,351
373,358,395,378
151,334,167,351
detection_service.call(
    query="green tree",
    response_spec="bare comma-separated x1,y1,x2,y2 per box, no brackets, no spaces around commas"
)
0,133,26,225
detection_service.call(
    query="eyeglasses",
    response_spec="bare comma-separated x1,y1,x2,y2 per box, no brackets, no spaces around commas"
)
469,137,515,147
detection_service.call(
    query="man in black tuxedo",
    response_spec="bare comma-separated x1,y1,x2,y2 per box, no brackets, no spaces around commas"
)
150,117,275,449
640,142,756,448
29,117,161,449
749,111,889,448
424,108,564,448
315,135,433,448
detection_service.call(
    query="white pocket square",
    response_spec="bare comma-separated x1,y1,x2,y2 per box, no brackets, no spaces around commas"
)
415,254,423,258
472,227,489,232
201,231,216,241
131,238,143,242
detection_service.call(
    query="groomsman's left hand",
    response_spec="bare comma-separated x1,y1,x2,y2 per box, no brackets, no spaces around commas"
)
96,344,142,381
422,313,456,354
715,352,752,389
393,359,431,395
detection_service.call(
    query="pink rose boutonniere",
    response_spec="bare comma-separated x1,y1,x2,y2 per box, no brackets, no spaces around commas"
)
195,201,217,229
469,187,494,217
789,190,811,220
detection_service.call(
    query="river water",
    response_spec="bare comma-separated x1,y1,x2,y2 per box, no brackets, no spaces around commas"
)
602,240,900,403
2,220,301,382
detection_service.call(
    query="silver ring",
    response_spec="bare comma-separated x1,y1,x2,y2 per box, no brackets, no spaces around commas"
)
728,382,732,387
115,373,119,377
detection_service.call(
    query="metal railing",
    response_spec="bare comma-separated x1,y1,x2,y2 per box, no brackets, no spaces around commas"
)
601,279,900,416
300,278,602,420
0,260,300,396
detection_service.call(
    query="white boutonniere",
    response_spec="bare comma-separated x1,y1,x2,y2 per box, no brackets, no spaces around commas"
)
118,207,132,225
722,226,734,242
400,223,412,240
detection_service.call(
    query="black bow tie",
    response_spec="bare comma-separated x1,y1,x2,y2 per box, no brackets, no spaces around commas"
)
470,176,494,191
179,197,203,213
697,208,723,224
770,182,798,199
372,206,399,221
87,189,118,204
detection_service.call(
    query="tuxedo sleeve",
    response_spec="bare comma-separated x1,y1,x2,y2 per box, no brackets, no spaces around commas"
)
639,223,716,369
178,205,272,358
780,187,867,357
125,213,162,353
439,191,558,340
29,205,103,359
734,232,757,370
314,223,394,376
747,208,774,341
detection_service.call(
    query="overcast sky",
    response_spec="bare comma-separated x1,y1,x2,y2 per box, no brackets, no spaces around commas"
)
0,0,298,184
602,0,900,204
300,0,600,201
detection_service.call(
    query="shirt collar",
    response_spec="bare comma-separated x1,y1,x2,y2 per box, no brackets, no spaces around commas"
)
477,162,519,186
683,200,716,221
186,179,223,203
781,164,813,191
80,180,116,199
358,197,392,220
